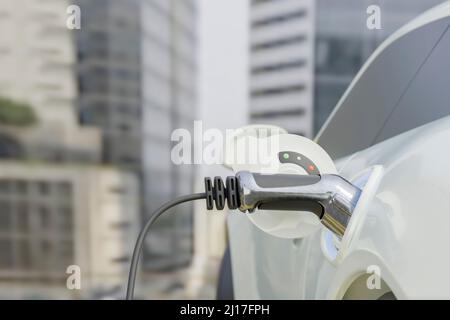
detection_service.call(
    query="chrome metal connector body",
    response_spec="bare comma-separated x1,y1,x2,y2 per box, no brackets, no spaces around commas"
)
235,171,362,238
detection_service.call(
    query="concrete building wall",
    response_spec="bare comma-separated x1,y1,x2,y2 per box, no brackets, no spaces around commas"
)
0,0,141,298
0,0,77,126
0,0,102,162
0,161,139,299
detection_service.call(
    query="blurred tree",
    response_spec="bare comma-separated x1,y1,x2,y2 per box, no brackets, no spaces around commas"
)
0,97,37,127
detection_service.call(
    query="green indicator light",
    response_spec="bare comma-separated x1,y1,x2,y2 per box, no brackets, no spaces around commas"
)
283,153,289,159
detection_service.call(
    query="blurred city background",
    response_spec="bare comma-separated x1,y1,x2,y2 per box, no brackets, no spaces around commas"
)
0,0,443,299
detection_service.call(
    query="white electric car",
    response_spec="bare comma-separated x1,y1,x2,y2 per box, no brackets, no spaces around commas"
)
220,2,450,299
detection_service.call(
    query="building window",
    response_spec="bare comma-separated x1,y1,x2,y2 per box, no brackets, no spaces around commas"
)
252,10,306,28
251,60,306,75
251,35,306,51
0,179,74,279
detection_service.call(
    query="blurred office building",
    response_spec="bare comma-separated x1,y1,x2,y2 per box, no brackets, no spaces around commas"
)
0,0,101,162
76,0,198,270
249,0,445,138
249,0,315,137
0,163,139,299
140,0,197,270
0,0,139,298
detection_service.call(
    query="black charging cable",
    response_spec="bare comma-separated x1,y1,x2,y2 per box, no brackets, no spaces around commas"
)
125,193,206,300
125,176,240,300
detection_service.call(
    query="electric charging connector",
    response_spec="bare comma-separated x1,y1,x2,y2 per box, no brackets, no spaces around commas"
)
126,171,361,300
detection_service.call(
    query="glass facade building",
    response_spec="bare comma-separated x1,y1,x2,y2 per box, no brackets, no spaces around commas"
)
77,0,142,169
76,0,197,270
141,0,197,269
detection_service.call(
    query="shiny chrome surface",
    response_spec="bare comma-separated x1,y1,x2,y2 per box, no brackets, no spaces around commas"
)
235,171,362,238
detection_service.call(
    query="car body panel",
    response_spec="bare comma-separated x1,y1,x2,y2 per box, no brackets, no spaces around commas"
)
228,2,450,299
229,116,450,299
